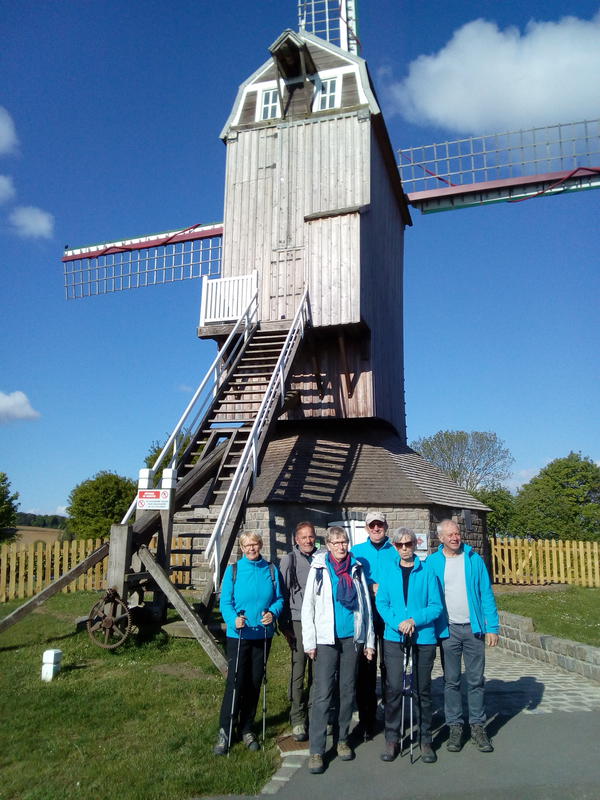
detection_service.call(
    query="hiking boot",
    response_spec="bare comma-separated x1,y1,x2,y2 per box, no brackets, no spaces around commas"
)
242,731,260,751
420,742,437,763
308,754,325,774
337,740,354,761
380,741,399,762
446,724,463,752
470,724,494,752
292,723,308,742
213,728,228,756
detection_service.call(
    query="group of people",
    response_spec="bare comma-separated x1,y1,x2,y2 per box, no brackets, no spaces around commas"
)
213,515,500,776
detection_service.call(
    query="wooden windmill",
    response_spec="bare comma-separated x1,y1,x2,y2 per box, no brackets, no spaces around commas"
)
5,0,594,662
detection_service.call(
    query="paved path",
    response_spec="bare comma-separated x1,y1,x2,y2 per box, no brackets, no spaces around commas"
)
259,647,600,800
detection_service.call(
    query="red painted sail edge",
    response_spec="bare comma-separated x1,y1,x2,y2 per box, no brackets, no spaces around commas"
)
62,224,224,262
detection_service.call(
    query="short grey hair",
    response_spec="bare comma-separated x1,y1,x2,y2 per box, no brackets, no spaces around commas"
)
389,527,417,546
326,526,348,544
437,519,458,537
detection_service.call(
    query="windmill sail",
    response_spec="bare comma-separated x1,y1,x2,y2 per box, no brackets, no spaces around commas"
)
399,118,600,214
63,223,222,299
298,0,359,54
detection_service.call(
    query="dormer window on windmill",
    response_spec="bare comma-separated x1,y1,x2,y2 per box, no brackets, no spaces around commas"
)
264,29,338,121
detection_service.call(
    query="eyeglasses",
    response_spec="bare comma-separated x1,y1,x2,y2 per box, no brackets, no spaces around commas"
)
367,521,385,529
395,541,414,548
329,540,349,546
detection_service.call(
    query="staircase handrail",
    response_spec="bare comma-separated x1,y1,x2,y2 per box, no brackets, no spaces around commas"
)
205,288,311,580
121,284,259,524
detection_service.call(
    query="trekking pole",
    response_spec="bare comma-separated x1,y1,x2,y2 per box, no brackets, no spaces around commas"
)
407,636,415,764
400,633,414,758
378,632,387,708
262,611,268,749
227,609,245,757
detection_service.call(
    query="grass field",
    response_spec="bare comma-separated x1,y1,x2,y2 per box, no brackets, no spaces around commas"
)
0,592,291,800
495,586,600,647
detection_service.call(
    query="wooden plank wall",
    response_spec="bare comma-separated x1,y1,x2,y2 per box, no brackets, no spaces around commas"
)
285,334,374,420
359,125,406,439
222,113,369,325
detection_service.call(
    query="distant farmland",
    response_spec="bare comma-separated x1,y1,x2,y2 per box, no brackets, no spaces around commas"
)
14,526,63,545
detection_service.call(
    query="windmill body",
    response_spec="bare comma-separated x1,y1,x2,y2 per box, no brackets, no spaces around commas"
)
54,3,599,654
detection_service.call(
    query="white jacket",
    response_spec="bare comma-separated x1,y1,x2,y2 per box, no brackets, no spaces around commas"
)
301,550,375,652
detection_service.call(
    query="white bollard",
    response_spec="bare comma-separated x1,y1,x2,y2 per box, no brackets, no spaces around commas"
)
41,649,63,682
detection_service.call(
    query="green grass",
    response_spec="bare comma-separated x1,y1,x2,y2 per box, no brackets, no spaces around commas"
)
0,593,290,800
496,586,600,647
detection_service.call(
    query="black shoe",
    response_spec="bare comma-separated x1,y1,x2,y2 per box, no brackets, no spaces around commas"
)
380,741,399,762
213,728,229,756
447,724,463,752
470,724,493,752
420,742,437,763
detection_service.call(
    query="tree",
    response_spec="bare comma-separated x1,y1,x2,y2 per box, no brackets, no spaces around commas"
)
410,430,514,492
66,471,137,540
0,472,20,541
472,486,515,536
512,452,600,541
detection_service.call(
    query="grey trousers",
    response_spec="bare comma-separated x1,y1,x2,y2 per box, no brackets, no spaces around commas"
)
441,623,486,725
309,637,360,755
288,619,313,726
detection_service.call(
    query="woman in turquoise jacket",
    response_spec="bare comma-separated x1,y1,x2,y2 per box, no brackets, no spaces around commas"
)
375,528,444,764
213,532,283,756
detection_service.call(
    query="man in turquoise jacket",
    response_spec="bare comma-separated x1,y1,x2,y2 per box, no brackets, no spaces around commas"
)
351,511,395,738
426,519,499,754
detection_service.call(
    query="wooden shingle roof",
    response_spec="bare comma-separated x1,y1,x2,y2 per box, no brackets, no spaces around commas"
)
248,420,490,511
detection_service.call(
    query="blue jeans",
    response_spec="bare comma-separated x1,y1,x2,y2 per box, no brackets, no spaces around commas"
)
441,623,486,725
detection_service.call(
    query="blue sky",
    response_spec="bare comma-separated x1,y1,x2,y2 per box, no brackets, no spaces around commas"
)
1,0,599,514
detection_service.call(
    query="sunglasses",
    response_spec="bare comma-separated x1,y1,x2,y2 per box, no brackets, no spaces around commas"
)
367,521,385,528
395,541,414,548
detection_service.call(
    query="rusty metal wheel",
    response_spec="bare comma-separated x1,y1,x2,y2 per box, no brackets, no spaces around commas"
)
87,588,131,649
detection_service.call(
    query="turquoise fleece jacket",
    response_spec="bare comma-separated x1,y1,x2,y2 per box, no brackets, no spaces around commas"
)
426,544,500,636
351,537,395,586
220,556,284,639
376,555,444,645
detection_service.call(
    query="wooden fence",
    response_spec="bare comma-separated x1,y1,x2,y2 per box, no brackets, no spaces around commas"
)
491,537,600,587
0,538,108,602
0,536,194,603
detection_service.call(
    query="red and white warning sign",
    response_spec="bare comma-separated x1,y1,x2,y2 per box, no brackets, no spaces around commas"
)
136,489,170,510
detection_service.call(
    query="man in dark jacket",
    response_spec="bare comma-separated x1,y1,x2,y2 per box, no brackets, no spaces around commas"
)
279,521,318,741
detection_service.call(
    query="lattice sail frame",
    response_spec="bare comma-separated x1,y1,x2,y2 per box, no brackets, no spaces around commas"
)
399,118,600,194
298,0,359,54
63,223,223,299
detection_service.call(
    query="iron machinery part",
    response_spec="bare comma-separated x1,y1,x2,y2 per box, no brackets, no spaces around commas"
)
86,588,132,649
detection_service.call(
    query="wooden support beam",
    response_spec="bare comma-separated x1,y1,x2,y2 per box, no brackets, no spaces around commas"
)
311,348,324,399
106,525,133,598
138,545,227,675
337,332,354,399
0,542,110,635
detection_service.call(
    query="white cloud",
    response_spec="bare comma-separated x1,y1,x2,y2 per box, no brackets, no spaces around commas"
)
0,390,41,423
387,11,600,134
55,505,67,516
0,175,16,204
8,205,54,239
178,384,194,393
0,106,18,154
